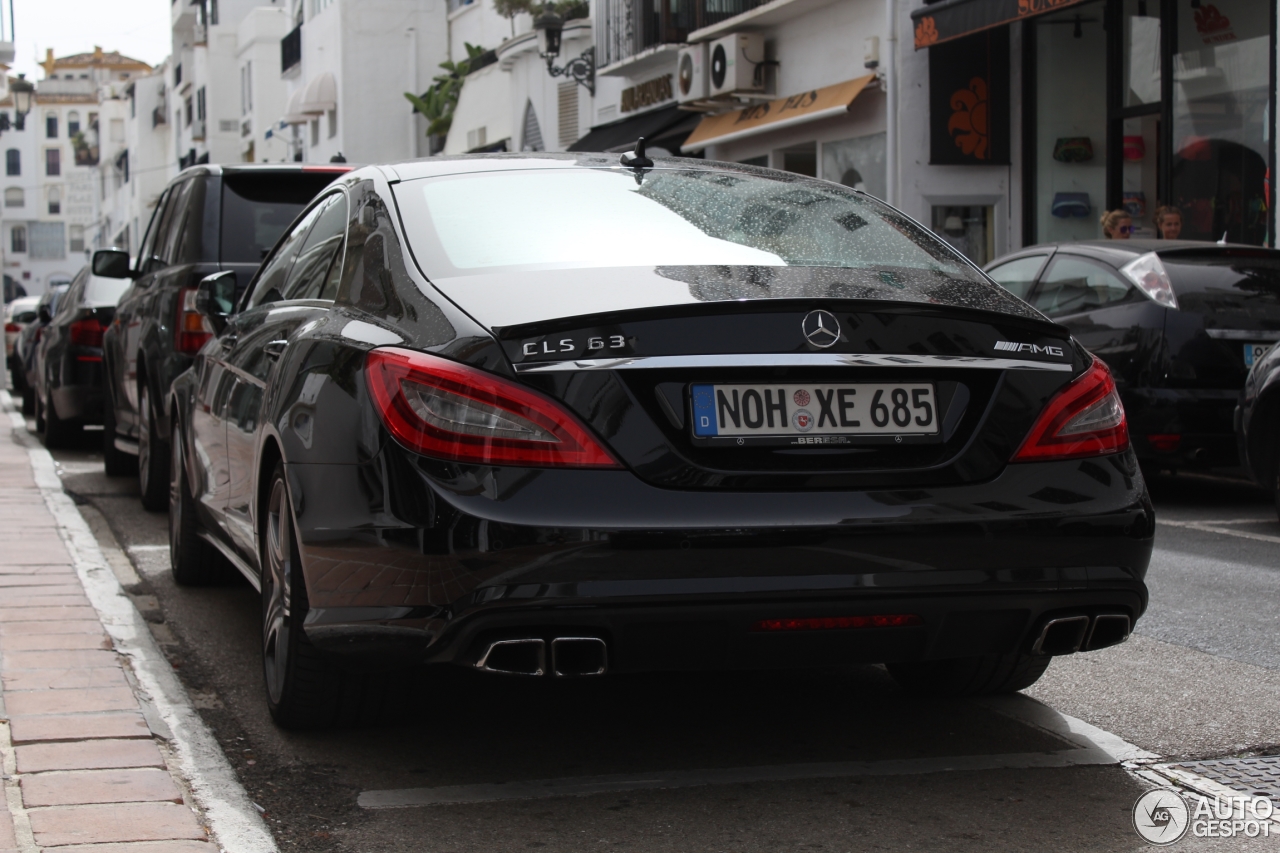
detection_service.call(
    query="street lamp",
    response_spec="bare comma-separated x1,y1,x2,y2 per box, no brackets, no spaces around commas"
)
532,3,594,96
9,73,34,131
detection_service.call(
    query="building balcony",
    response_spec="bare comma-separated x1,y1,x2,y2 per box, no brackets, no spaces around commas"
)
281,25,302,76
596,0,771,69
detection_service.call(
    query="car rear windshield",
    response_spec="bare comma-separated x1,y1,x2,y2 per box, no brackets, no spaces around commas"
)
394,168,989,281
220,172,341,264
1162,252,1280,322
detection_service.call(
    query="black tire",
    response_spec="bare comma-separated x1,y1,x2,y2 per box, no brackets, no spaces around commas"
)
102,389,136,477
169,422,232,586
40,388,81,449
261,461,389,729
886,653,1052,696
137,382,168,511
34,389,45,433
21,385,34,416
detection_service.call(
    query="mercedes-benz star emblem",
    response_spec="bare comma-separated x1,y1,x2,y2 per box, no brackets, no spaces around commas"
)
802,310,841,348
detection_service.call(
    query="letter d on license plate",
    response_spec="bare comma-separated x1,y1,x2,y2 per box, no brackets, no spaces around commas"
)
691,382,939,440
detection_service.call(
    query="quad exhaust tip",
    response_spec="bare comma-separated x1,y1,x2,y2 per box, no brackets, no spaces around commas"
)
475,636,608,677
1032,613,1131,656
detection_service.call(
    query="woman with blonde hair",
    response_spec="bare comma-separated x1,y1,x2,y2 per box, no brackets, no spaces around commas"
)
1100,209,1132,239
1154,205,1182,240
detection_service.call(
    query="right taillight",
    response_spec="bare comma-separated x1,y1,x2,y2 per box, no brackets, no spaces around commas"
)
1011,357,1129,462
175,287,213,355
365,347,621,468
1120,252,1178,309
70,318,107,348
4,322,19,334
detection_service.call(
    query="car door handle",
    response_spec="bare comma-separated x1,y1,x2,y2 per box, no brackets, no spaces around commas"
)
263,340,288,360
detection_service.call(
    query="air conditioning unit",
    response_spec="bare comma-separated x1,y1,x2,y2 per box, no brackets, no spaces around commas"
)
191,119,206,140
708,33,765,97
677,43,708,104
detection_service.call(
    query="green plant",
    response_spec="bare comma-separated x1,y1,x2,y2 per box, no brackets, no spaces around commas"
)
404,42,488,140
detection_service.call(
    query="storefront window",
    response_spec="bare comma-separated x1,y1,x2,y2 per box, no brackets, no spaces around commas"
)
1035,3,1107,243
822,133,887,200
1124,0,1161,107
1122,115,1160,237
932,205,994,266
1170,0,1270,244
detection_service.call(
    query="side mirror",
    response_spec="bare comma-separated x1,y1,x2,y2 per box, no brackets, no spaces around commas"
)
195,271,236,334
37,305,52,324
92,248,134,279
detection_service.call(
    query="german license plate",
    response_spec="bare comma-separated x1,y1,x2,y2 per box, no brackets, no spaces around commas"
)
691,382,939,444
1244,343,1271,368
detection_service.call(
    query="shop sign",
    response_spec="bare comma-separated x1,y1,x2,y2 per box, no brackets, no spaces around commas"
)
928,27,1009,166
621,75,673,114
912,0,1088,49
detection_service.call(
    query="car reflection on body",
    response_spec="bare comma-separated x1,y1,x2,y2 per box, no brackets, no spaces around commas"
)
155,153,1153,729
986,240,1280,475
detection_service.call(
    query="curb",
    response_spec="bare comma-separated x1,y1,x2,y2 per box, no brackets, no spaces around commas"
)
1,391,278,853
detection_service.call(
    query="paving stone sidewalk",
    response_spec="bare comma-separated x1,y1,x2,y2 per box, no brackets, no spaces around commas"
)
0,424,215,852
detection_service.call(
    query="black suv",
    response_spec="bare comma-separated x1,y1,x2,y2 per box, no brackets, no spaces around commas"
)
94,164,348,508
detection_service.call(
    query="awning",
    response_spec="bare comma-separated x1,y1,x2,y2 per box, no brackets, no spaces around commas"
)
568,104,700,154
910,0,1091,49
300,72,337,114
681,75,875,153
280,86,310,126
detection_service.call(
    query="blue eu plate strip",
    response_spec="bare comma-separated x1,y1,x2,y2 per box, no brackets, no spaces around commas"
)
692,384,717,436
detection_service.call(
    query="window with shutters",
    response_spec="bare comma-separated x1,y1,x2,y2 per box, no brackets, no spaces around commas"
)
10,226,25,253
4,188,22,208
557,83,579,149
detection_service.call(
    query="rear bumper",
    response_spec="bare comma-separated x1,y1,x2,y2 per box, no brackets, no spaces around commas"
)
289,450,1154,669
1126,386,1242,468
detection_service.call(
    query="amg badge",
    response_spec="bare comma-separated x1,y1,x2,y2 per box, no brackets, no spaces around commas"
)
994,340,1065,357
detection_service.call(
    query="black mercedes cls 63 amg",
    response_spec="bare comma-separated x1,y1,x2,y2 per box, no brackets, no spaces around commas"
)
160,153,1153,728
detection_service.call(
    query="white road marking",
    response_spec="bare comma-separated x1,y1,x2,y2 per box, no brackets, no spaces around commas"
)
3,392,279,853
1157,518,1280,545
358,696,1154,809
128,544,171,552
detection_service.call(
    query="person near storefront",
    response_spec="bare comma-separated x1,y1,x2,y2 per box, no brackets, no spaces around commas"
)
1154,206,1183,240
1101,210,1133,240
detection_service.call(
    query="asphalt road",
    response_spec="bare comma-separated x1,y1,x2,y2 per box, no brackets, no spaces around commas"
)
32,421,1280,852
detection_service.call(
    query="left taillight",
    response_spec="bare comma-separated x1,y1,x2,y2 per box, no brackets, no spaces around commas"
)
175,287,213,355
69,318,107,348
365,347,621,468
4,322,19,334
1011,357,1129,462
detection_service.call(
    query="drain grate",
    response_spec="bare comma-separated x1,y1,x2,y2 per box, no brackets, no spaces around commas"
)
1169,756,1280,806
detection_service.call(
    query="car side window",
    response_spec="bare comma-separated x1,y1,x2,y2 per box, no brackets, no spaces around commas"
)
158,179,197,266
243,200,327,310
283,192,347,302
986,255,1046,301
56,268,90,317
137,187,173,275
1032,255,1137,318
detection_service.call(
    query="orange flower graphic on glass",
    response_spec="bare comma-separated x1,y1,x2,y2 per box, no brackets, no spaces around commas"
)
914,17,939,48
948,77,989,160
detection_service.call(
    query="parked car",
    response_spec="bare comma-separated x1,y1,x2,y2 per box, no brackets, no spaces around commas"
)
6,294,40,373
96,163,350,500
31,265,132,448
165,154,1152,729
12,285,71,416
985,241,1280,474
1236,343,1280,509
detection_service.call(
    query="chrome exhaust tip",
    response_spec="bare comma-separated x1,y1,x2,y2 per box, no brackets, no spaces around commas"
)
1084,614,1131,651
551,637,608,677
1031,615,1090,656
475,638,546,676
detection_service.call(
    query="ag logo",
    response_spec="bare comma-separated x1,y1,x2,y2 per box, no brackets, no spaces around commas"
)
1132,788,1190,845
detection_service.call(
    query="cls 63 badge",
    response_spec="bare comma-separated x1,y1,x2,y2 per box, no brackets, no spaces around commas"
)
522,335,628,357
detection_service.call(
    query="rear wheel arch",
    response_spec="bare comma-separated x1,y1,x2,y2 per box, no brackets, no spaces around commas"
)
1248,388,1280,489
256,436,286,570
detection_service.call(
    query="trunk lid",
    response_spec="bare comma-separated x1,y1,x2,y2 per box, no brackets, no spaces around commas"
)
493,299,1079,491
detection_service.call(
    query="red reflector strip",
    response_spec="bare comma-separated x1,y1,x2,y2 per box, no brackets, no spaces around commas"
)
1146,433,1181,453
751,614,923,632
75,356,103,362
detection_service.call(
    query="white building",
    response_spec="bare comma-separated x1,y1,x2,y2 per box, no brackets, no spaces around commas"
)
274,0,450,164
0,49,149,296
97,60,177,255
